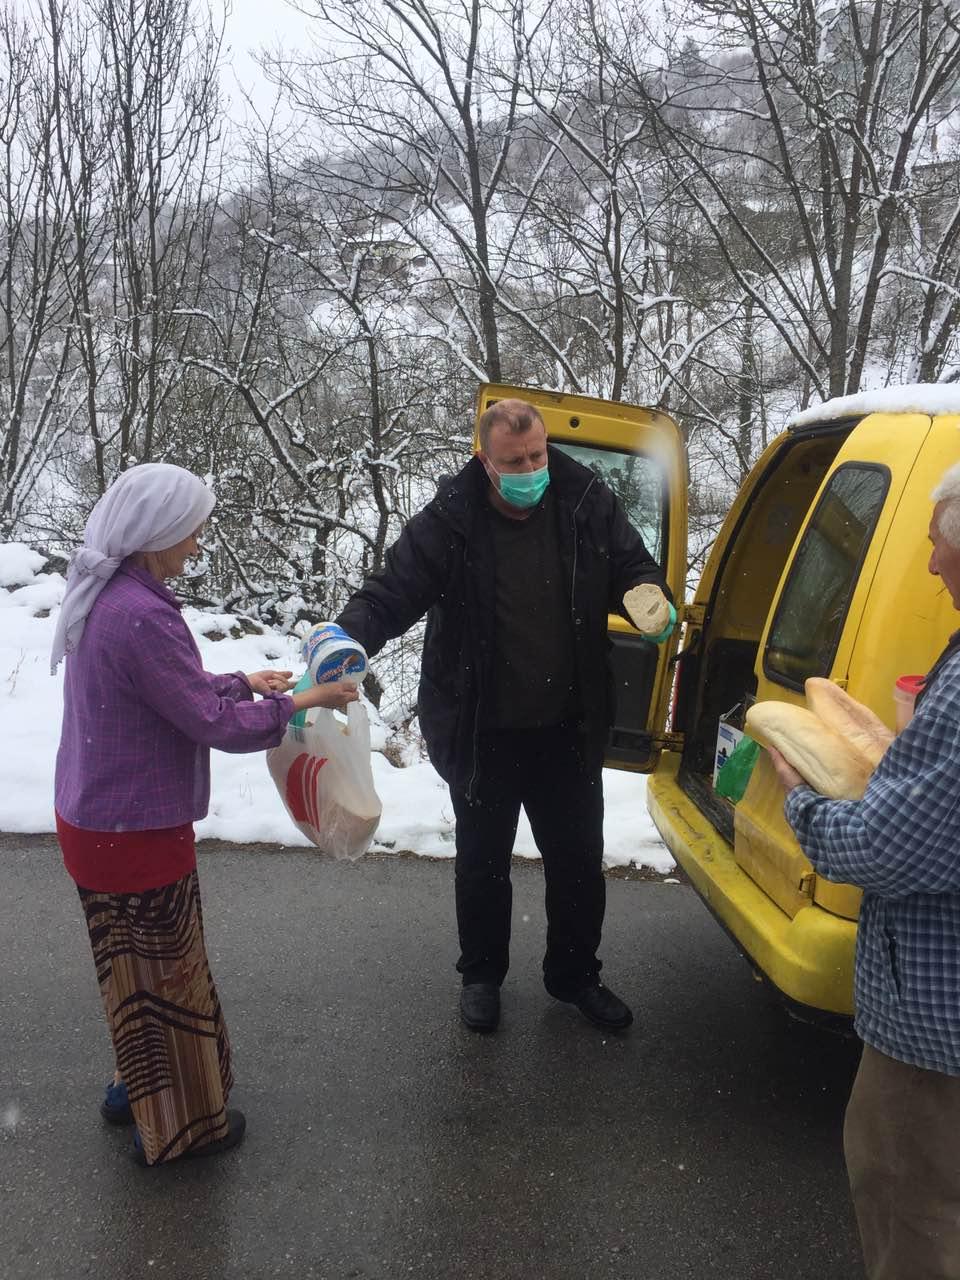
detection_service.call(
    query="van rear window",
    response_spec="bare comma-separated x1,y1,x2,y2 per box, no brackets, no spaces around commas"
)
552,442,665,564
764,463,890,689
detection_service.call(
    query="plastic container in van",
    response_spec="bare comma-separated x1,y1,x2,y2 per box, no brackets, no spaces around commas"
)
894,674,926,731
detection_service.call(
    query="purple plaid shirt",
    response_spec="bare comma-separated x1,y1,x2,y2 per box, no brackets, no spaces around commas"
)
55,562,294,830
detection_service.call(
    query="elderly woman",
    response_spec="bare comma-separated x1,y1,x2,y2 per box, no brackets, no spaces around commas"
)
52,463,357,1168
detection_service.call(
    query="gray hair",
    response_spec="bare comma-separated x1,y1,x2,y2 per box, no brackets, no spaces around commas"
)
932,460,960,548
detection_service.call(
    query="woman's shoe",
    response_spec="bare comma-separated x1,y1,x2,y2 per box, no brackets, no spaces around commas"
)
132,1108,246,1166
185,1108,246,1160
100,1080,134,1126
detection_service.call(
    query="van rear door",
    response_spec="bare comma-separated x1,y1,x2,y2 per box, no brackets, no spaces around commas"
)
735,413,932,919
475,383,688,772
669,426,854,820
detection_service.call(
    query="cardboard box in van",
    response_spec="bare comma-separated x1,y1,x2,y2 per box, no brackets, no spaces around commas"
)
475,382,960,1022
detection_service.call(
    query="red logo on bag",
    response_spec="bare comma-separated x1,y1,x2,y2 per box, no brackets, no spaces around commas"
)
286,752,329,827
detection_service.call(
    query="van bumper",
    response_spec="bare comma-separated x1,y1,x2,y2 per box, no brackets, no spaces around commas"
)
647,757,856,1017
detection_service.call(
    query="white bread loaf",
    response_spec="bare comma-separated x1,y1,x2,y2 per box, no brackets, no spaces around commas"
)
623,583,671,636
804,678,894,768
745,701,873,800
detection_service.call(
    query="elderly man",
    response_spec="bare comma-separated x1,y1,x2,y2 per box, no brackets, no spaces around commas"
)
336,398,672,1032
769,461,960,1279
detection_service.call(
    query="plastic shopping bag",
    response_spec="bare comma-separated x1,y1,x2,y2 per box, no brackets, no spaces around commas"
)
714,734,760,804
267,701,382,859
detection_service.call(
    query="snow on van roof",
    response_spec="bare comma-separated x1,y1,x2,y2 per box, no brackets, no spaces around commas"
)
790,383,960,429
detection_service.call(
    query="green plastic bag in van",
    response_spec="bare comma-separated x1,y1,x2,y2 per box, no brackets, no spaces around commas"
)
715,735,760,803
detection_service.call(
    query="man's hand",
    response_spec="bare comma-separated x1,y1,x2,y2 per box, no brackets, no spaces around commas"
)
246,669,295,694
767,745,805,794
648,602,677,645
291,680,360,713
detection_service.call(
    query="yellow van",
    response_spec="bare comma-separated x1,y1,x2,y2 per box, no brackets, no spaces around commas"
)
476,382,960,1021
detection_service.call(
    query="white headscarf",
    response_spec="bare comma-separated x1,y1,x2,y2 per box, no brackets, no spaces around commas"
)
50,463,216,672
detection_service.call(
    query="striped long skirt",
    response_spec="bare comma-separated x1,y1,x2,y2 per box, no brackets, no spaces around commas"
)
78,870,233,1166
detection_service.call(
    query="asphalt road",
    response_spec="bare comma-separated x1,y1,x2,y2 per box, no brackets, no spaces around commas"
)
0,835,864,1280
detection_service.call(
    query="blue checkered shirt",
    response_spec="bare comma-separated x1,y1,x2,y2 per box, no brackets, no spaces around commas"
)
785,649,960,1074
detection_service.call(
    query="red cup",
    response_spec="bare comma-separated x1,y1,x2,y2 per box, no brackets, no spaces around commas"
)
894,674,925,731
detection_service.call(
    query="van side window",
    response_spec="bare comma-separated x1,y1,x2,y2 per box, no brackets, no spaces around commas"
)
764,463,890,689
552,442,665,564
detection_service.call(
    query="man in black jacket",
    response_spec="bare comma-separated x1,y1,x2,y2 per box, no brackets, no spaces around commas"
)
337,398,672,1032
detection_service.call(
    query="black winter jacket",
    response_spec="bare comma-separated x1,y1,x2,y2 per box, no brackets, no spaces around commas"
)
336,446,668,798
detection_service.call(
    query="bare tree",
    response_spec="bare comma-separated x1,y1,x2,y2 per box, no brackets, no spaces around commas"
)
0,3,79,536
908,143,960,381
94,0,225,467
511,0,750,411
619,0,960,398
268,0,560,384
178,118,464,649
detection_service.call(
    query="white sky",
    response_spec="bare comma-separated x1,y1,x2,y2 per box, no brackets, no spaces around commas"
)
218,0,318,120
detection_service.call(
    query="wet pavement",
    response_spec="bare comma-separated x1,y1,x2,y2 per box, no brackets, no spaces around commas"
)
0,835,863,1279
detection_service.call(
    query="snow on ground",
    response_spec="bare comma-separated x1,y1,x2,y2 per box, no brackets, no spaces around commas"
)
0,543,674,873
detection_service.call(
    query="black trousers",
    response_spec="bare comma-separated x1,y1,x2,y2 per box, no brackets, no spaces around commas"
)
451,722,605,993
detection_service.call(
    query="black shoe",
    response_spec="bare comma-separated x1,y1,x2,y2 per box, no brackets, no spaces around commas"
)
551,981,634,1031
459,982,500,1032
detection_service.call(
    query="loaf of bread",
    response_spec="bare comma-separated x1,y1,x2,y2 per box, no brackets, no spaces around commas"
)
623,583,671,636
804,677,894,768
745,701,874,800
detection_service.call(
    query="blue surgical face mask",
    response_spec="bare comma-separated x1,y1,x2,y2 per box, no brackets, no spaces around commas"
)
486,460,550,509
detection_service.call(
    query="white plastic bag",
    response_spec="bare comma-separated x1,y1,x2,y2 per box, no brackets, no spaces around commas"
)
267,701,382,859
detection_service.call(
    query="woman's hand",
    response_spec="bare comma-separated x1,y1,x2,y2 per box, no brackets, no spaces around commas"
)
246,669,295,694
290,680,360,713
767,745,805,794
